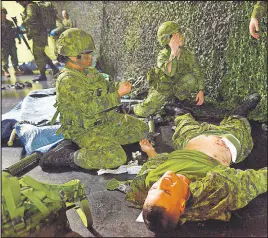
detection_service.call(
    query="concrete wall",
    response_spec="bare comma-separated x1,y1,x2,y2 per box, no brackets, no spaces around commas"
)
53,1,267,122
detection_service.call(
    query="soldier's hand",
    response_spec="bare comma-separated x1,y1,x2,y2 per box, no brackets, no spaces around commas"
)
169,33,184,56
249,17,259,39
118,82,132,97
139,139,154,153
196,90,205,106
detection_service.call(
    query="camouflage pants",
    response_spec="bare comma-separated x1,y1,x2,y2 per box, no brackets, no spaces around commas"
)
32,36,53,71
64,112,149,170
1,42,19,71
133,70,199,118
172,113,253,164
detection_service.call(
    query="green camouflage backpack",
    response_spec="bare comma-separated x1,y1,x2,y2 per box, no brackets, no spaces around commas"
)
1,171,93,237
37,1,57,32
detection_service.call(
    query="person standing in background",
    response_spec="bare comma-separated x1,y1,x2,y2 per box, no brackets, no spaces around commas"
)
1,7,24,77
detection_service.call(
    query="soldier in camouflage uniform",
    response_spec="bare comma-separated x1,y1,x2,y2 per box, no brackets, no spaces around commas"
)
249,1,267,132
62,10,74,29
39,28,149,170
249,1,267,39
107,93,267,232
1,7,23,77
133,21,205,118
50,10,74,57
17,1,59,82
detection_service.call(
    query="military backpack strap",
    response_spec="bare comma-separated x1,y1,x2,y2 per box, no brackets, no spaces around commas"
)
64,180,93,228
2,172,26,234
50,69,75,126
50,101,60,125
66,199,93,228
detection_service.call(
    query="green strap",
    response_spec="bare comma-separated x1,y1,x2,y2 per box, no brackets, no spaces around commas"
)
66,199,93,228
21,176,60,201
22,189,50,217
2,174,24,220
50,110,59,125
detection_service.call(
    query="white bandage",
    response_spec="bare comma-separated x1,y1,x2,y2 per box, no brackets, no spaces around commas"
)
221,137,237,163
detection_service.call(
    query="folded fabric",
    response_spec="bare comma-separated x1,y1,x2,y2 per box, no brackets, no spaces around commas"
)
20,88,59,124
1,119,17,140
97,160,142,175
15,123,64,155
2,101,22,121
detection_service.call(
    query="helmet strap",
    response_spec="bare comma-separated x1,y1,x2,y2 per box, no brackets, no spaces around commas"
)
67,57,89,71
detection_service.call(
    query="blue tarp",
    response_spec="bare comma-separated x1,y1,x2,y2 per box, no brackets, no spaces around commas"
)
2,88,64,155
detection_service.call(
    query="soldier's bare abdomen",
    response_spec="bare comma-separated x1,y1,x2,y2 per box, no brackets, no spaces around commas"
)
184,135,232,166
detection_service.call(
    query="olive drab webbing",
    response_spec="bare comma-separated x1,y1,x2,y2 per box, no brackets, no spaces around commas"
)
36,1,57,32
1,172,93,237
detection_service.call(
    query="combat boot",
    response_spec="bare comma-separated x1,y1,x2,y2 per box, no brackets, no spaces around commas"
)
4,70,10,77
47,60,59,76
14,68,24,75
164,103,192,116
39,140,79,170
232,93,261,117
33,70,47,82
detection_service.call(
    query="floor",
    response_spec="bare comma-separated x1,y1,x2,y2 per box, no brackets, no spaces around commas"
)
1,68,267,237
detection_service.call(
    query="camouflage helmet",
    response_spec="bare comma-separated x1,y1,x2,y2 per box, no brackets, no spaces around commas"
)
157,21,181,46
57,28,96,57
2,7,7,14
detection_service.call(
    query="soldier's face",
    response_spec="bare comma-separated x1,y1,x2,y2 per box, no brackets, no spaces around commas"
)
62,10,67,18
143,171,190,223
80,52,93,67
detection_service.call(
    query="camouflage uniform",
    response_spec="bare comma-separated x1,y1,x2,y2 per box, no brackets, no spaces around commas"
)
55,66,149,170
62,18,74,29
1,18,20,73
124,114,267,223
251,1,267,20
21,2,54,73
134,21,205,118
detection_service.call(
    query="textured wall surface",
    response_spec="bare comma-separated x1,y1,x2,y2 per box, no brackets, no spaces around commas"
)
53,1,267,122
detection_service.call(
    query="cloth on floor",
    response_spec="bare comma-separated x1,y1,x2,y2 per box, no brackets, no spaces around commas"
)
97,160,142,175
20,88,59,125
15,123,64,155
2,88,63,154
1,119,17,140
2,101,22,121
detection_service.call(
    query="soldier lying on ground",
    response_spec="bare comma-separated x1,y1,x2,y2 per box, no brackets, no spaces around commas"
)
111,93,267,233
39,28,149,171
133,21,205,118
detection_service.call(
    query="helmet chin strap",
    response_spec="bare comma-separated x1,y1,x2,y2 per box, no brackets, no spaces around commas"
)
67,57,89,70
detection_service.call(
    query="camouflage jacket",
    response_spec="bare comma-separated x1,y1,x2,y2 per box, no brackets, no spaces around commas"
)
55,66,120,137
21,2,47,40
125,151,267,224
62,18,74,29
157,46,205,91
251,1,267,20
1,19,18,47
